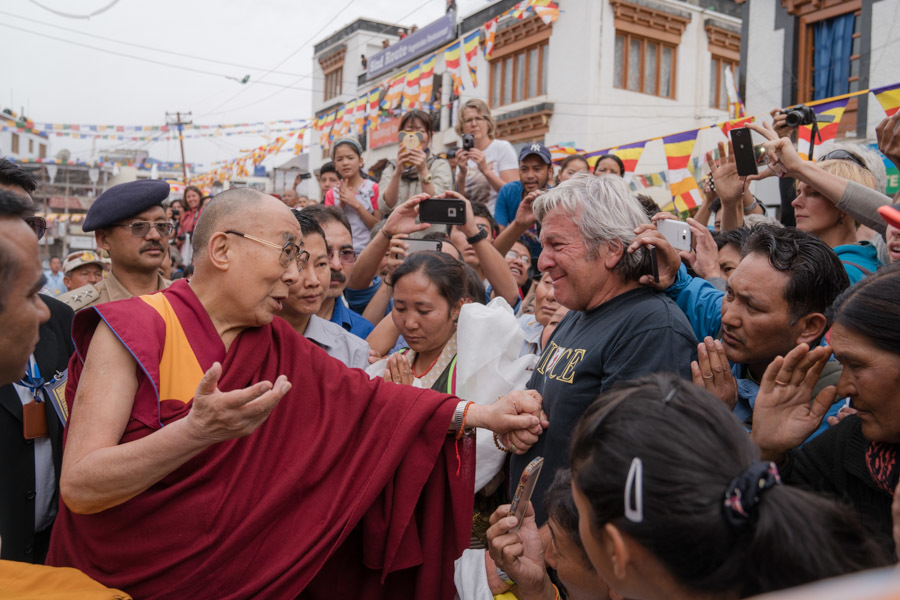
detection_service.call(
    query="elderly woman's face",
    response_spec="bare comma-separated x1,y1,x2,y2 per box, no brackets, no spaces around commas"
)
832,323,900,443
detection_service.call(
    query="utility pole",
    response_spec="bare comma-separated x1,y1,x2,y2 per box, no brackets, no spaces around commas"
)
166,111,192,184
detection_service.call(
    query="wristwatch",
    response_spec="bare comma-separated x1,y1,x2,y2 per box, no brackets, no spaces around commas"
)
422,172,433,184
466,228,488,245
743,197,761,215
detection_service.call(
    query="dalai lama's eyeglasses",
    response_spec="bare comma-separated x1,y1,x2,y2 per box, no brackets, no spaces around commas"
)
225,230,310,269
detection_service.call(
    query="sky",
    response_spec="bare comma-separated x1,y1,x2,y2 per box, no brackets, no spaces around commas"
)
0,0,487,169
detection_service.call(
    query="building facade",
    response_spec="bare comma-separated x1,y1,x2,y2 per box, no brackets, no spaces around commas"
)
739,0,900,143
309,0,742,202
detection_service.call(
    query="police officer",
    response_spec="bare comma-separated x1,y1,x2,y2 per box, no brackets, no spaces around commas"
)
60,180,173,311
60,250,107,293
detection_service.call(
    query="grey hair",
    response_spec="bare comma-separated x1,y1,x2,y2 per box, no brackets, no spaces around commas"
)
533,172,651,281
816,142,887,194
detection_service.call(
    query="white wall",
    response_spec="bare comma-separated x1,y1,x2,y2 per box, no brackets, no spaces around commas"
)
742,1,785,118
864,0,900,138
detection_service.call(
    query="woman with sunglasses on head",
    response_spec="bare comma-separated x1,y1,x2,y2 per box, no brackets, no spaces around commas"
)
569,374,888,600
753,122,894,281
324,137,381,254
381,109,453,214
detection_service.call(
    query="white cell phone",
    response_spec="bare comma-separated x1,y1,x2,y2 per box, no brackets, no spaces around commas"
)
404,238,443,254
657,219,692,252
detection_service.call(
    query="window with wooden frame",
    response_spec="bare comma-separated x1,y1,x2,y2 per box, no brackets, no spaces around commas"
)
610,0,687,99
11,133,19,154
792,0,862,135
488,15,552,108
319,47,346,103
706,24,741,110
323,69,343,101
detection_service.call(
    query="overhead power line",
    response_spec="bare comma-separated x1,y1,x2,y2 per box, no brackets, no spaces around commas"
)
0,9,305,77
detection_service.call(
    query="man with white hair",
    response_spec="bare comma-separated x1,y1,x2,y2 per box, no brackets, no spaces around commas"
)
508,173,697,524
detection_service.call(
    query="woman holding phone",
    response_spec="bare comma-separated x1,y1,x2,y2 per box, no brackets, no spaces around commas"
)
381,109,453,213
454,99,519,213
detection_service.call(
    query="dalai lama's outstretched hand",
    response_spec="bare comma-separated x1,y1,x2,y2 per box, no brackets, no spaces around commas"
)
186,362,293,444
466,390,549,455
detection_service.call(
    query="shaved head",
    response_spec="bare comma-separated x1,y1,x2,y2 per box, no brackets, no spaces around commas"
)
192,188,296,260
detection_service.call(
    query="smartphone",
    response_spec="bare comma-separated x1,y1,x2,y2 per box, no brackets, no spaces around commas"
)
404,238,442,254
729,128,759,177
398,130,423,152
657,219,692,252
418,198,467,225
649,245,659,284
508,456,544,533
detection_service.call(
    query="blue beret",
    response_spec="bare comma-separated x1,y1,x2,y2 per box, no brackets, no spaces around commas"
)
83,179,170,232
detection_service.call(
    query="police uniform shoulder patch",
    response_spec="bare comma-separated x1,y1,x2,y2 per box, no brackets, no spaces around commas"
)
59,284,100,311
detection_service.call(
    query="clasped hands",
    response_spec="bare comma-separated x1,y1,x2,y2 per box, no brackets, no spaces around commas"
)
383,352,548,454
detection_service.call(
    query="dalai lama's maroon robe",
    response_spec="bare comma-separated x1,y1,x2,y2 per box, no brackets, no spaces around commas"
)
47,280,475,599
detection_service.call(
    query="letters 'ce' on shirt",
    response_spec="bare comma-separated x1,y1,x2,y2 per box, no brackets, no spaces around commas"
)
510,286,697,524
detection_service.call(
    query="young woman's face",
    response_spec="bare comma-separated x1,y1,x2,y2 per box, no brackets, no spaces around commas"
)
391,270,458,355
595,158,623,177
333,144,363,180
403,116,431,147
505,242,531,287
185,190,201,209
559,159,589,183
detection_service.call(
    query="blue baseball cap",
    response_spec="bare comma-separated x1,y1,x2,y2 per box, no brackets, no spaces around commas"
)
518,142,552,165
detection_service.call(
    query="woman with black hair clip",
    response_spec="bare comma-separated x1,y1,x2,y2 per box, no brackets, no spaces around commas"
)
570,373,889,600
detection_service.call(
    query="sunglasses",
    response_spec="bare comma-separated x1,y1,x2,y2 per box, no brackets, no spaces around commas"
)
24,216,47,240
819,149,867,170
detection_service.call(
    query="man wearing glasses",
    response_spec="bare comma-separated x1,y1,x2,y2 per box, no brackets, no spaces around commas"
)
46,188,548,598
59,179,172,312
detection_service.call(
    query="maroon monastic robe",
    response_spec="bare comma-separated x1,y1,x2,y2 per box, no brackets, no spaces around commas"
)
47,280,475,599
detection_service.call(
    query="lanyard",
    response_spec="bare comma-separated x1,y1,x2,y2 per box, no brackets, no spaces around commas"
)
18,355,68,426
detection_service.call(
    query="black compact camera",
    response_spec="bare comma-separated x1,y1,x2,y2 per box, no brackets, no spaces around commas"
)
780,105,817,128
461,134,475,151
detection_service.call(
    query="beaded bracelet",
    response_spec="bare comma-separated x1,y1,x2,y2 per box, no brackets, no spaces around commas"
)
493,431,513,453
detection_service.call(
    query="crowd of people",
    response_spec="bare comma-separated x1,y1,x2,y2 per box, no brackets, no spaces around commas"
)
1,99,900,600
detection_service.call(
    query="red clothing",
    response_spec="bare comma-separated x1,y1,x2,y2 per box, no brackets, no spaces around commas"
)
178,206,202,237
47,280,475,599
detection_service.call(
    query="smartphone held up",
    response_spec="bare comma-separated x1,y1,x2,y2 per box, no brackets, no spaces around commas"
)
729,127,759,177
418,198,467,225
508,457,544,533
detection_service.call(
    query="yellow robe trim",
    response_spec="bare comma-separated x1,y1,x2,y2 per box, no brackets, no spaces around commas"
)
140,293,204,404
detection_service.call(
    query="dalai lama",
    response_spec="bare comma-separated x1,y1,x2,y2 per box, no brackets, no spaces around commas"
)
46,189,547,599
